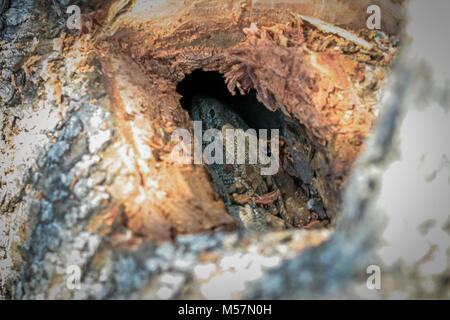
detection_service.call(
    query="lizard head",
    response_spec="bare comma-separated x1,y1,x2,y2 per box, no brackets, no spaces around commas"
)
190,94,248,130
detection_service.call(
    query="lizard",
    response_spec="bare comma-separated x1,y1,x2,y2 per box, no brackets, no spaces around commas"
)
190,94,312,231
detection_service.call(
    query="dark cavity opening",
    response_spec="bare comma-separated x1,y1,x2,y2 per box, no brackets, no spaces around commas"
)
176,69,330,231
177,69,283,130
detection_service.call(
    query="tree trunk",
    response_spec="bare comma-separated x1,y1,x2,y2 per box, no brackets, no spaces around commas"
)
1,0,448,300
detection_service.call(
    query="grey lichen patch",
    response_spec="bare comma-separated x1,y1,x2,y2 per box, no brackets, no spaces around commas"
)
0,81,14,103
4,4,31,27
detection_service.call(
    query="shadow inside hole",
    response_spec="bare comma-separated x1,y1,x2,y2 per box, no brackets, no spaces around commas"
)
177,69,283,130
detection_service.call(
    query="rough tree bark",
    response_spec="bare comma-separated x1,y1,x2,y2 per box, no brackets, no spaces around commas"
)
0,0,448,300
